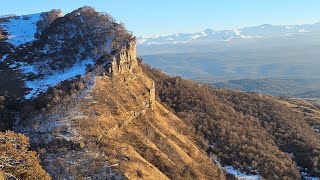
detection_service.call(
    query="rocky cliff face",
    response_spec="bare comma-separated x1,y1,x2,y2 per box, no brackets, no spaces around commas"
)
108,38,138,75
2,6,319,179
35,9,63,39
0,6,225,179
15,65,222,179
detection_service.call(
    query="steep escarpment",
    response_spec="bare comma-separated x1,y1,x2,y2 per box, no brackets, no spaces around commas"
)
4,5,319,180
77,69,224,179
0,7,226,179
15,35,225,180
107,38,139,75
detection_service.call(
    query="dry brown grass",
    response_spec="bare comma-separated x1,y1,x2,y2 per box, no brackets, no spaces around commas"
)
77,67,225,179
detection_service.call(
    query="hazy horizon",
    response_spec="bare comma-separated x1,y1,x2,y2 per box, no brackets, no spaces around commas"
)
1,1,320,37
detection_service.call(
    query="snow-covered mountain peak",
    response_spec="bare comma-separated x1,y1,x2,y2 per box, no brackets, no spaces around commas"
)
203,28,215,33
138,22,320,45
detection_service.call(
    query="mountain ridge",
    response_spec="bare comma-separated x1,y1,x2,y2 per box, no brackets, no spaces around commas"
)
138,22,320,45
0,6,134,99
0,7,227,179
0,6,320,180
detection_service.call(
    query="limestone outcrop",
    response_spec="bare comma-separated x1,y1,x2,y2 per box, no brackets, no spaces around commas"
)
108,37,138,75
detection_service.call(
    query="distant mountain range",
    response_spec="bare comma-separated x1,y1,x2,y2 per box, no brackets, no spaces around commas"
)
139,22,320,101
138,22,320,45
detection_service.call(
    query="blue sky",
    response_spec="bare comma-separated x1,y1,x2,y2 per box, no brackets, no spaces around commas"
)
1,0,320,37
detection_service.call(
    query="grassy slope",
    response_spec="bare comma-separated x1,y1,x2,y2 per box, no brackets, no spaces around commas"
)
77,67,225,179
22,65,225,179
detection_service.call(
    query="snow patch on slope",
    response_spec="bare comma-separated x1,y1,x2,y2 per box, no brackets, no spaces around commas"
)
7,61,37,74
191,35,201,40
137,38,146,44
299,29,310,33
224,166,261,180
233,29,241,36
0,13,40,46
233,29,253,39
299,166,320,180
214,159,261,180
106,36,114,53
0,54,8,62
25,58,94,99
200,31,208,36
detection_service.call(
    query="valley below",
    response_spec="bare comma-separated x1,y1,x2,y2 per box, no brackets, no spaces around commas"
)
140,36,320,103
0,6,319,180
